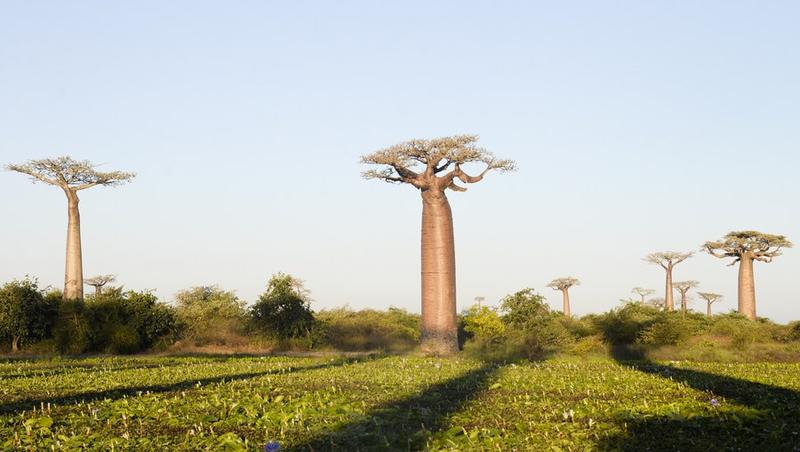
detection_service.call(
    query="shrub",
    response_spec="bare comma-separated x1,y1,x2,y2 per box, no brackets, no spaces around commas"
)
250,273,315,340
174,286,247,346
0,277,56,351
315,307,419,352
462,305,505,342
109,325,141,354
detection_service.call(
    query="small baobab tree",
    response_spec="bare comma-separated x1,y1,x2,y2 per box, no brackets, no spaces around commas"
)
546,277,580,318
672,280,699,316
85,274,116,296
7,157,135,300
632,287,655,304
644,251,693,312
647,297,666,310
361,135,515,355
698,292,723,317
703,231,792,320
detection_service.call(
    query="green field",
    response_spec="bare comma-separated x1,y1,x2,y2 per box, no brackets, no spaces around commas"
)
2,355,799,451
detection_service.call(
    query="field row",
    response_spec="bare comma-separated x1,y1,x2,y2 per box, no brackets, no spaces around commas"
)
2,356,800,450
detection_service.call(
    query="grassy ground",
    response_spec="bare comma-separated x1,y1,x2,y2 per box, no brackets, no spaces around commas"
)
1,355,799,451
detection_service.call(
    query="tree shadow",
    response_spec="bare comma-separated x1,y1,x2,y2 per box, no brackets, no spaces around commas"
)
599,345,800,451
0,357,366,415
292,362,500,451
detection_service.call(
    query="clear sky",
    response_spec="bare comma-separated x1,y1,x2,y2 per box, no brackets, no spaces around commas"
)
2,1,798,322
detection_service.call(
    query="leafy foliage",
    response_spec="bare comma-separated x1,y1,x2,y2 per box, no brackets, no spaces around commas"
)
0,277,55,350
174,286,247,345
250,273,315,340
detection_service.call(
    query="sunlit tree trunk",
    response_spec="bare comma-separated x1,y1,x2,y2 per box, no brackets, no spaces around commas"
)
64,190,84,300
664,266,674,311
706,302,712,317
738,255,756,320
561,289,571,318
420,189,458,355
11,336,19,353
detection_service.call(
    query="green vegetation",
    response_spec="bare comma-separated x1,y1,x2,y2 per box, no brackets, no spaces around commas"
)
1,355,799,450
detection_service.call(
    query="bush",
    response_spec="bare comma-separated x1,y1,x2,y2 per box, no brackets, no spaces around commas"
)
250,273,315,341
109,325,141,354
315,307,419,352
174,286,247,346
462,305,505,343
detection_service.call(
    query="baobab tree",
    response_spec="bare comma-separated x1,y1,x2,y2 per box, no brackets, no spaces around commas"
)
85,274,116,296
7,157,135,300
547,277,580,318
632,287,655,304
698,292,723,317
647,297,666,310
644,251,693,312
361,135,515,355
672,280,699,316
703,231,792,320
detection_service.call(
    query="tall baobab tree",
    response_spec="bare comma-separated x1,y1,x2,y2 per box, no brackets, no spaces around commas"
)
361,135,515,355
547,277,580,318
7,157,135,300
85,274,116,296
632,287,655,304
644,251,693,312
672,280,699,317
703,231,792,320
698,292,723,317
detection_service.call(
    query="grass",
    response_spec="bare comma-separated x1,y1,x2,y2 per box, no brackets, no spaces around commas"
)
1,355,799,450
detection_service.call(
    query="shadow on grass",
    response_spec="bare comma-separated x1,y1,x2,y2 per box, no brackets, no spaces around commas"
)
599,345,800,451
292,362,500,451
0,356,369,415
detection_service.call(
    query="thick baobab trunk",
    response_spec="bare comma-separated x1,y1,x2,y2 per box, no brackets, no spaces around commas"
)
562,289,571,318
64,191,84,300
738,255,756,320
11,336,19,353
664,267,674,311
680,293,687,317
706,302,712,317
419,189,458,355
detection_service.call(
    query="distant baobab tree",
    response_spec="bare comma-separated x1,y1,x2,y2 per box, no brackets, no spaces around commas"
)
631,287,655,304
703,231,792,320
361,135,515,355
698,292,723,317
672,280,699,316
644,251,693,312
647,297,666,310
474,296,486,309
547,277,580,318
85,274,116,296
7,157,135,300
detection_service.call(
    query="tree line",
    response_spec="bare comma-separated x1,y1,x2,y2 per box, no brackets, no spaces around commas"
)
4,136,794,356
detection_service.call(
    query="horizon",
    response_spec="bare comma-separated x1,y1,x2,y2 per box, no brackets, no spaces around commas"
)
2,1,798,322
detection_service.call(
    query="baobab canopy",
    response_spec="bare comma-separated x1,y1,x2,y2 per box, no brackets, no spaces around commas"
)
7,156,135,190
361,135,516,191
704,231,793,264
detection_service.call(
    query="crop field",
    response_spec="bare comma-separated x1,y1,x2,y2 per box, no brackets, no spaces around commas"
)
1,355,799,451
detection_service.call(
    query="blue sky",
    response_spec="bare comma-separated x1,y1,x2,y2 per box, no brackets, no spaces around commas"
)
2,1,798,321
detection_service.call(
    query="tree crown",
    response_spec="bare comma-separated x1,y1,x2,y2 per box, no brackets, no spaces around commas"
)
7,156,135,191
704,231,792,264
360,135,516,192
697,292,723,304
632,287,655,297
644,251,694,269
672,280,699,294
547,277,580,291
85,275,116,287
